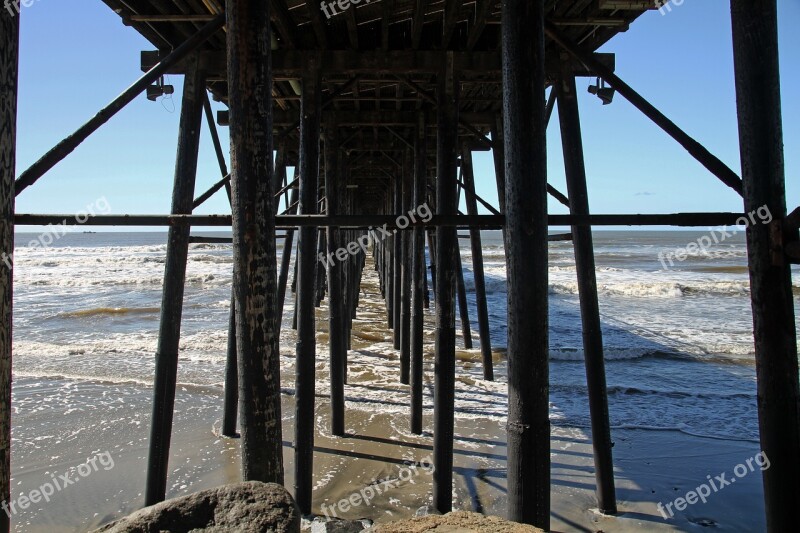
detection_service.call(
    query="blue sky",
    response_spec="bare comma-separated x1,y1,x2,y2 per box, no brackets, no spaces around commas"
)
12,1,800,230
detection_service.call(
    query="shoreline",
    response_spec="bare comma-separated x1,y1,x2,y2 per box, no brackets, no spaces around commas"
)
8,374,767,532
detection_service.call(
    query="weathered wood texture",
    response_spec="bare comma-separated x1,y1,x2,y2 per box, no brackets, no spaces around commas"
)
0,11,18,533
324,117,346,437
557,68,616,515
433,54,459,514
294,62,322,515
731,1,800,531
461,148,493,380
410,113,427,435
502,0,550,528
226,0,284,485
146,54,206,506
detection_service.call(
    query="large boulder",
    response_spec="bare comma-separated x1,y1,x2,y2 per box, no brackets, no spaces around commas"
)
368,511,544,533
93,481,300,533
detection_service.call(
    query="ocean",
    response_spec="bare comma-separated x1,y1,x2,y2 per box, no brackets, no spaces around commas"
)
8,229,793,530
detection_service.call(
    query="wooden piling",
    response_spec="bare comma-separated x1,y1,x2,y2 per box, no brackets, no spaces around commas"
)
731,2,800,530
400,150,413,385
294,61,322,515
455,248,473,349
410,113,427,435
324,117,346,437
432,53,459,514
146,54,206,506
393,179,402,351
0,12,19,533
557,67,617,515
221,295,239,437
461,148,494,381
225,0,284,485
277,172,300,332
502,0,550,528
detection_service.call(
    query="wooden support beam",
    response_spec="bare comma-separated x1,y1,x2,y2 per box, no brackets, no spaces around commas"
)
442,0,463,49
455,246,473,349
324,117,346,437
433,52,459,514
14,212,766,228
221,294,239,437
557,67,617,515
193,174,231,209
503,0,550,528
461,148,493,380
410,113,427,435
381,0,394,51
226,0,284,486
411,0,426,49
305,0,329,48
467,0,493,50
393,177,402,351
146,54,206,506
731,2,800,531
271,0,298,49
14,15,225,196
277,170,300,333
294,61,322,515
546,23,744,196
400,150,413,384
345,3,359,49
0,12,18,533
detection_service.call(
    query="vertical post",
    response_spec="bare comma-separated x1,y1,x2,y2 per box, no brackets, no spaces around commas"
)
433,53,459,514
411,113,427,435
325,116,346,437
393,179,402,351
502,0,549,528
294,60,322,515
145,54,206,506
455,248,473,349
731,2,800,531
461,148,494,381
557,67,616,515
221,298,239,437
277,170,300,331
400,150,413,385
0,12,19,533
490,116,506,216
226,0,284,485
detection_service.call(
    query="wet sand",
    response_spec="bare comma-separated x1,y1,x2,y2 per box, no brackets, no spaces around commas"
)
9,260,768,532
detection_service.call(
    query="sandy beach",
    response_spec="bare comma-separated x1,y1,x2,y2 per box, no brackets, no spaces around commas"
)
8,249,770,532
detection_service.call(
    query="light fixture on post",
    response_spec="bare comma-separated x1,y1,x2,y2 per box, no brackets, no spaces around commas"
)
588,77,615,105
146,75,174,102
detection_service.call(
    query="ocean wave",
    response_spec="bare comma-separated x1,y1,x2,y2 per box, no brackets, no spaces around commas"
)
57,307,161,318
